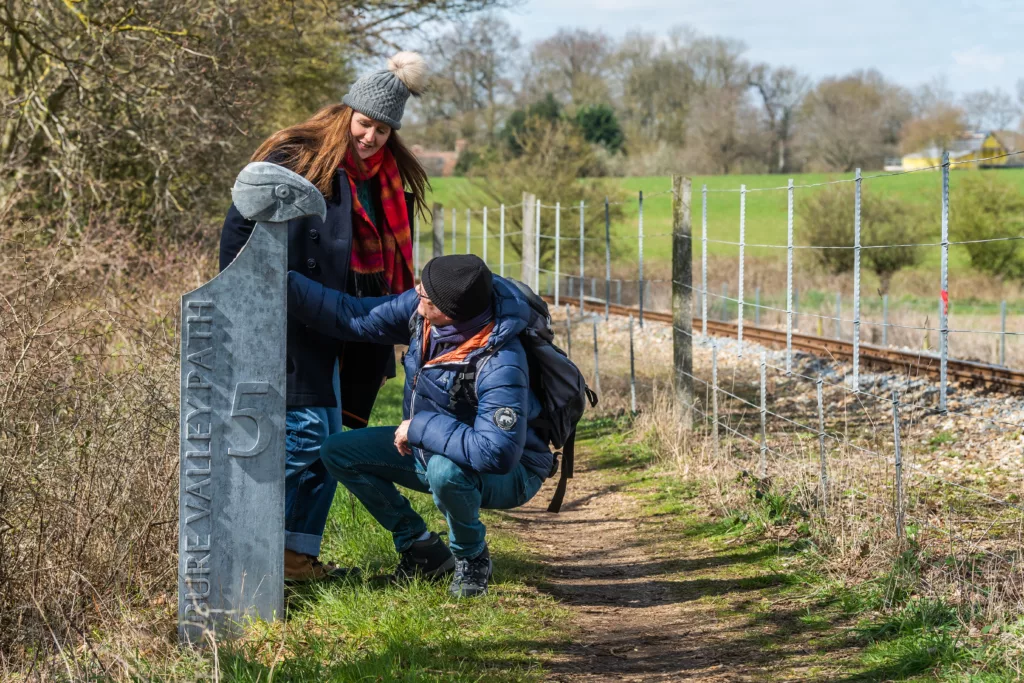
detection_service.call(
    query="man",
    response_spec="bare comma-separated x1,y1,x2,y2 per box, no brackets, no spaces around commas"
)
287,254,552,597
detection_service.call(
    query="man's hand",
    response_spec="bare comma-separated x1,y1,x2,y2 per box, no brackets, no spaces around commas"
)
394,419,412,456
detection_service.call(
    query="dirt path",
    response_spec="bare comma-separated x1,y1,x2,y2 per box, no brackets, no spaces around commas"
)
500,450,855,682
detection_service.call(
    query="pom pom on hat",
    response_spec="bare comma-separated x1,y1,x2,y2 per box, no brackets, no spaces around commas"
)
387,51,427,97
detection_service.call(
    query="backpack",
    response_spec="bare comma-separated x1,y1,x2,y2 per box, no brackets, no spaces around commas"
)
449,279,598,512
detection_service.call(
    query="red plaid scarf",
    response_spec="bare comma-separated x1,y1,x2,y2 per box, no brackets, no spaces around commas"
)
342,146,414,294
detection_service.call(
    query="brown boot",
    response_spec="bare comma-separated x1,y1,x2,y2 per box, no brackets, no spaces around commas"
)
284,549,358,583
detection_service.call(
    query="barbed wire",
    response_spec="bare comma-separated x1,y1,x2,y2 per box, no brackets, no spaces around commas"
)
665,327,1024,515
668,321,1024,435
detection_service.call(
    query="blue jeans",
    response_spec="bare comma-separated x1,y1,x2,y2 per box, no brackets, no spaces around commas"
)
284,363,342,556
320,426,544,558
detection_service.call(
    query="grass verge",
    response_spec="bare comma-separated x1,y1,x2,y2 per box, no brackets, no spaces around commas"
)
580,416,1023,681
67,370,569,682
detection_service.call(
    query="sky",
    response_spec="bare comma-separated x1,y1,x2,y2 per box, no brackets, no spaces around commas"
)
504,0,1024,96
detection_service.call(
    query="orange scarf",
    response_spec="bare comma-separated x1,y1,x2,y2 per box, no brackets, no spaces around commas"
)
342,146,414,295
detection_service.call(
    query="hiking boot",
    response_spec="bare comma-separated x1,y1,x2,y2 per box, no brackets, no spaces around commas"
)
393,532,456,582
448,545,492,598
284,549,359,583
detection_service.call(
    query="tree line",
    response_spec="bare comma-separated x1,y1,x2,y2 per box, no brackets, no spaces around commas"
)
408,19,1024,176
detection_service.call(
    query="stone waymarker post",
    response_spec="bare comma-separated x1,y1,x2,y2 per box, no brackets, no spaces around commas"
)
179,162,326,645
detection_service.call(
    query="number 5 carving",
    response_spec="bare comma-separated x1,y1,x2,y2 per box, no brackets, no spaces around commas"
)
228,382,272,457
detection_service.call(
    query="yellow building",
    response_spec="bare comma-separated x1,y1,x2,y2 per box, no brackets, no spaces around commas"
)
901,131,1024,171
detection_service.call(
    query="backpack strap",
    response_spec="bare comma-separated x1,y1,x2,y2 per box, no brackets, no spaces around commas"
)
546,428,576,513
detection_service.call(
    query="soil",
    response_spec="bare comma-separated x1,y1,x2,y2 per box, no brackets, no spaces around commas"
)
502,450,861,683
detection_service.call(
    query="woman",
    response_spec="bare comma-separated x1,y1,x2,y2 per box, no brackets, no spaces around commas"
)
219,51,429,581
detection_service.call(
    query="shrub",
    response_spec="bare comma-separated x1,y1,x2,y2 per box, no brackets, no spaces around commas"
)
0,225,202,673
951,174,1024,281
799,185,929,294
574,104,624,154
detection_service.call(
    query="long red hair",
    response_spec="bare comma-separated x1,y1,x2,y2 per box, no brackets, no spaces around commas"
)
250,104,429,215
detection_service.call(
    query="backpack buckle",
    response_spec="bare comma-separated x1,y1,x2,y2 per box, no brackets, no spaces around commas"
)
548,451,561,478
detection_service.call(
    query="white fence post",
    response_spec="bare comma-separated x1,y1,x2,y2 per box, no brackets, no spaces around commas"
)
785,179,794,375
852,168,863,392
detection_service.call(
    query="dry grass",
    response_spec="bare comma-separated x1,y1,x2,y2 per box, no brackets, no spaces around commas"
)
567,309,1024,651
0,226,215,678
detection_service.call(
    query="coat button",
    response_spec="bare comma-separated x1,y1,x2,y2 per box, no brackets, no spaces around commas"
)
306,258,316,270
309,228,319,241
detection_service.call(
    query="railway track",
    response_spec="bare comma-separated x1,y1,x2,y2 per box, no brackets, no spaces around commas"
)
544,296,1024,393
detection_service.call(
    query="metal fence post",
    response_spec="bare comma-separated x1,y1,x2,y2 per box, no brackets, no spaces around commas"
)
701,184,708,341
892,389,905,541
759,350,767,479
738,184,746,356
672,175,693,429
579,200,585,311
721,283,729,322
432,203,444,258
883,294,889,346
1000,300,1007,365
817,377,827,514
465,208,471,254
482,206,488,265
616,279,622,305
521,193,536,287
711,340,720,459
785,179,794,374
939,151,950,413
638,190,645,328
604,197,611,321
852,168,862,392
535,198,541,291
554,201,561,307
592,321,601,395
499,204,506,277
629,314,637,414
755,287,760,326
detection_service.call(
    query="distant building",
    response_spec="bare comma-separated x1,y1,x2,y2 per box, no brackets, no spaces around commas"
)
410,139,468,177
901,131,1024,171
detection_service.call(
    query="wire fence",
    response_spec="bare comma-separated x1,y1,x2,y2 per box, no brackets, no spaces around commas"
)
427,155,1024,619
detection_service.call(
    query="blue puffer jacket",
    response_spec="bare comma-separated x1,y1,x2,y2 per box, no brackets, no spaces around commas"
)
288,273,553,479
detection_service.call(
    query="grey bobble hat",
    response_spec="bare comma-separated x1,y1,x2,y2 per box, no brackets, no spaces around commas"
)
342,52,426,130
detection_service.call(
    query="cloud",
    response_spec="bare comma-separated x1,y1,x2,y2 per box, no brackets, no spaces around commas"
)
951,46,1006,73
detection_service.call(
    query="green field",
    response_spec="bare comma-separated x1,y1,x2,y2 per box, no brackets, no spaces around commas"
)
421,170,1024,274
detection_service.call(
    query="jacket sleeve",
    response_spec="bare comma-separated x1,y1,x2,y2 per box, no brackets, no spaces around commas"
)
406,350,529,475
219,203,255,272
288,271,417,345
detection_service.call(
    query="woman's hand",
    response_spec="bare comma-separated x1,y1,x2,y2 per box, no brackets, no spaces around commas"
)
394,419,412,455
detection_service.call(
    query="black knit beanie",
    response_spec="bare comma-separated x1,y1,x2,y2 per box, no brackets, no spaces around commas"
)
421,254,493,321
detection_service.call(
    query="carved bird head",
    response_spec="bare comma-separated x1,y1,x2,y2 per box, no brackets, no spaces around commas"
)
231,162,327,223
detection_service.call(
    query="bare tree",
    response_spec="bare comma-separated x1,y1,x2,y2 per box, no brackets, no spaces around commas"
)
411,14,521,146
523,28,612,107
961,88,1020,131
683,87,767,174
798,70,912,171
611,29,695,146
900,104,968,156
749,64,808,173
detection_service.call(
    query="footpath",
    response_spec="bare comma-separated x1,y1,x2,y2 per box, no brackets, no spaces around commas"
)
498,437,870,683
